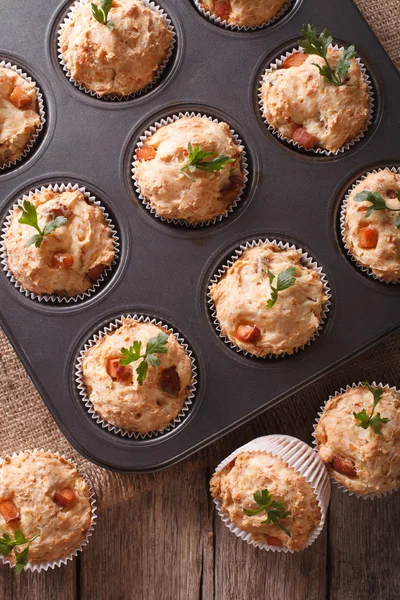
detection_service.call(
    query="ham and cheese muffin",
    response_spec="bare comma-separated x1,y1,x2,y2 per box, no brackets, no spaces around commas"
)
198,0,287,27
210,451,321,551
4,187,115,297
315,385,400,496
342,169,400,282
59,0,173,97
260,49,369,152
134,116,244,223
81,318,193,434
0,66,41,167
0,450,93,566
209,243,328,356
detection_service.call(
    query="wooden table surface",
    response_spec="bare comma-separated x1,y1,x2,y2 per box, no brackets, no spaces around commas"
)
1,331,400,600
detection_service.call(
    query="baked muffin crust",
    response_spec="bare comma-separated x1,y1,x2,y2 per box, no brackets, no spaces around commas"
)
210,451,321,551
59,0,172,97
209,243,327,356
199,0,287,27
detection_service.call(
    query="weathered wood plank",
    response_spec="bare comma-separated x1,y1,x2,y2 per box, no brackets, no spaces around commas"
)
0,561,76,600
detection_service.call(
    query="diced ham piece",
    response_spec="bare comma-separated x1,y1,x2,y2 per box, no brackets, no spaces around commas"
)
358,226,378,249
87,263,106,281
292,127,317,150
331,456,357,478
9,86,32,109
54,488,76,507
236,325,261,344
107,358,133,385
158,366,181,395
266,534,283,547
136,146,156,161
52,253,74,270
214,0,231,20
282,52,307,69
0,500,20,523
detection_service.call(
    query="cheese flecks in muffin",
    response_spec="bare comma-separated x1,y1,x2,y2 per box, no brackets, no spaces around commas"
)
260,49,369,152
199,0,287,27
81,318,193,434
210,452,321,551
4,188,115,297
59,0,173,97
343,170,400,282
0,67,41,166
315,386,400,495
209,243,327,356
0,451,92,565
135,116,244,223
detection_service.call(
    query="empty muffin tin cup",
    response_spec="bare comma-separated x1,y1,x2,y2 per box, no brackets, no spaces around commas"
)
0,60,46,171
192,0,293,32
75,314,198,439
258,46,374,156
313,382,400,499
212,435,331,552
57,0,176,101
0,182,120,303
340,167,400,284
0,449,97,573
208,238,331,358
131,111,249,227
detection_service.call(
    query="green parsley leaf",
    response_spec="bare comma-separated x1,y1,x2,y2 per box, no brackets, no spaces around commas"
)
18,201,68,248
180,142,235,182
354,189,400,227
353,383,390,435
118,332,169,386
243,489,291,538
0,530,40,576
266,267,296,309
119,341,142,366
91,0,114,30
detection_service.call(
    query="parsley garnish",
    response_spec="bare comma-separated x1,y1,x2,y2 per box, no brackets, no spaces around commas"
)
91,0,114,31
119,332,169,386
265,267,296,309
180,142,235,182
353,382,390,436
243,489,291,537
18,200,67,248
299,24,356,87
354,190,400,229
0,530,40,576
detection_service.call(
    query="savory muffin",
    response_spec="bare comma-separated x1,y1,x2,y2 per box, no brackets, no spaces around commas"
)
260,49,369,152
4,187,115,297
134,116,244,223
210,451,321,551
0,450,93,567
0,66,41,167
209,243,327,356
198,0,287,27
343,169,400,282
81,318,193,434
59,0,172,97
314,385,400,495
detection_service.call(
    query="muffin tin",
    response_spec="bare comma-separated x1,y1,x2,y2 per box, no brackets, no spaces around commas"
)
0,0,399,472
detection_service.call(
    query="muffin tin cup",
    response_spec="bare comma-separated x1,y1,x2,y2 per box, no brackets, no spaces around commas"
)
192,0,293,32
258,45,375,156
75,314,198,439
212,434,331,552
57,0,176,101
313,381,400,500
0,449,97,573
0,182,120,304
208,238,331,358
131,111,249,227
0,60,46,171
340,167,400,284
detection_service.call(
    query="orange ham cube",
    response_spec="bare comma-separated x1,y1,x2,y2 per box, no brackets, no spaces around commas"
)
0,500,20,523
236,325,261,344
54,488,75,507
358,226,378,249
52,253,74,270
331,456,357,478
9,86,32,109
214,0,231,19
282,52,307,69
87,263,106,282
292,127,317,150
266,534,283,547
136,146,156,161
107,358,133,385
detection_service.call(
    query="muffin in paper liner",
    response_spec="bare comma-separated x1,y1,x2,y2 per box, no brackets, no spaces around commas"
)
75,314,198,439
131,111,249,227
258,45,375,156
0,182,120,304
57,0,176,101
313,382,400,500
0,449,97,573
0,60,46,171
212,435,331,552
339,166,400,284
207,238,331,358
193,0,293,32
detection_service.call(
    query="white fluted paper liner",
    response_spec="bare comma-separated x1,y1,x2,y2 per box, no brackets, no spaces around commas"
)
212,435,331,552
340,167,400,284
0,449,97,573
208,238,331,358
131,111,249,227
313,382,400,499
259,46,374,156
0,182,120,303
0,60,45,171
193,0,293,32
75,314,198,438
57,0,176,101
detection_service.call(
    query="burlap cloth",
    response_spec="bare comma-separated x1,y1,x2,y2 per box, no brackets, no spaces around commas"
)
0,0,399,510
